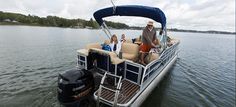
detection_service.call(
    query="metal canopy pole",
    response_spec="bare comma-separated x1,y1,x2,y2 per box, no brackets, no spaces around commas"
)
101,25,111,39
163,26,167,50
99,0,117,39
101,22,112,39
110,0,116,14
99,0,116,39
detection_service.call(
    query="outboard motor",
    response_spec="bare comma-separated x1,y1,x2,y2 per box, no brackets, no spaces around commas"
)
58,68,94,107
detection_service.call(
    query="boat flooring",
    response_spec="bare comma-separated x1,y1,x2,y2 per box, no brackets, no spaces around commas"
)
95,79,140,104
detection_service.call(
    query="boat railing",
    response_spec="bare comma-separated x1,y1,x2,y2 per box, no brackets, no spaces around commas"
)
140,41,179,89
124,61,144,85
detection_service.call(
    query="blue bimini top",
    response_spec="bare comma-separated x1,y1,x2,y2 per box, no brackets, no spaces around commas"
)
93,5,166,29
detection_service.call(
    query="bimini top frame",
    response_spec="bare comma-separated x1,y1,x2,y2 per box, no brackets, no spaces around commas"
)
93,5,168,48
94,5,166,28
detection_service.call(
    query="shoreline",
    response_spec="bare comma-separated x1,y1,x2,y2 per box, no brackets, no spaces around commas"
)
0,24,235,35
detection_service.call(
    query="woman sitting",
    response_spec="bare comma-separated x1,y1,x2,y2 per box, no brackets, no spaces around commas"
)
120,34,126,43
109,34,121,55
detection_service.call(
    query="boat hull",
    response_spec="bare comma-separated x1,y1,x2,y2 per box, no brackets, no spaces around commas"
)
131,54,178,107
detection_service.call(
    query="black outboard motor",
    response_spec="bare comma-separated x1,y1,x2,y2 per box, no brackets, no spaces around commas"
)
58,68,94,107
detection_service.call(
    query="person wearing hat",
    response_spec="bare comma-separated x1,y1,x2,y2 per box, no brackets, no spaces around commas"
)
140,21,157,65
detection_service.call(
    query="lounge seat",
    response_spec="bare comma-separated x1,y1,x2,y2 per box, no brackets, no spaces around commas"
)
77,49,89,56
145,53,160,63
121,43,139,62
77,43,102,56
89,48,124,65
86,43,102,49
122,53,136,61
125,39,132,43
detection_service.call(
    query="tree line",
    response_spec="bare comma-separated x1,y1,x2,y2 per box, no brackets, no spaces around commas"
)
0,11,129,29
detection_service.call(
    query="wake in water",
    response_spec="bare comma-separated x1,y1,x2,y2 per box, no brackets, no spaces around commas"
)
176,58,218,107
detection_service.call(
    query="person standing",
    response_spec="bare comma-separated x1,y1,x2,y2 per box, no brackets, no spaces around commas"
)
140,21,157,65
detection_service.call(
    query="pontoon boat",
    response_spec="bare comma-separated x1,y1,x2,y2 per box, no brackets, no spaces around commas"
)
57,5,180,107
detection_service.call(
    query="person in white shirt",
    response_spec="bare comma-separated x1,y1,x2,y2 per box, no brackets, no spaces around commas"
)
109,34,121,55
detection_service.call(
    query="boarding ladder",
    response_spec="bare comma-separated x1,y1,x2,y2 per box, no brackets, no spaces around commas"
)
96,72,122,107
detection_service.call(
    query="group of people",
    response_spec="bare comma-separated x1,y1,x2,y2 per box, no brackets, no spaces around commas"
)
108,34,126,55
105,21,163,65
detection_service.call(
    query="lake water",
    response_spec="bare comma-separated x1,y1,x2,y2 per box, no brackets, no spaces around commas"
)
0,26,235,107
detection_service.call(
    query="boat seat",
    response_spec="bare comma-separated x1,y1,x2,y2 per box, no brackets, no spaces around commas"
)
145,53,160,63
121,43,139,62
112,57,125,65
77,49,89,56
89,48,125,65
125,39,132,43
86,43,102,49
77,43,102,56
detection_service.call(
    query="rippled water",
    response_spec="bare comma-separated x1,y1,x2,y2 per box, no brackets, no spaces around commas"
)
0,26,235,107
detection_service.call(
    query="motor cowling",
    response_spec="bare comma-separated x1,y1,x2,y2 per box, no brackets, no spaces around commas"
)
57,68,94,106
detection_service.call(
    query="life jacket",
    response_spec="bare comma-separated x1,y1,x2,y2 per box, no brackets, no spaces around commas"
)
102,44,111,51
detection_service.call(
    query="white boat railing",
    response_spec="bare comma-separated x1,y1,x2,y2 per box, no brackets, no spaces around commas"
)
92,40,179,106
140,41,179,89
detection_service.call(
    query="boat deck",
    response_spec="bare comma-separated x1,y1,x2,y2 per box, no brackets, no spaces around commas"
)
96,79,140,104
